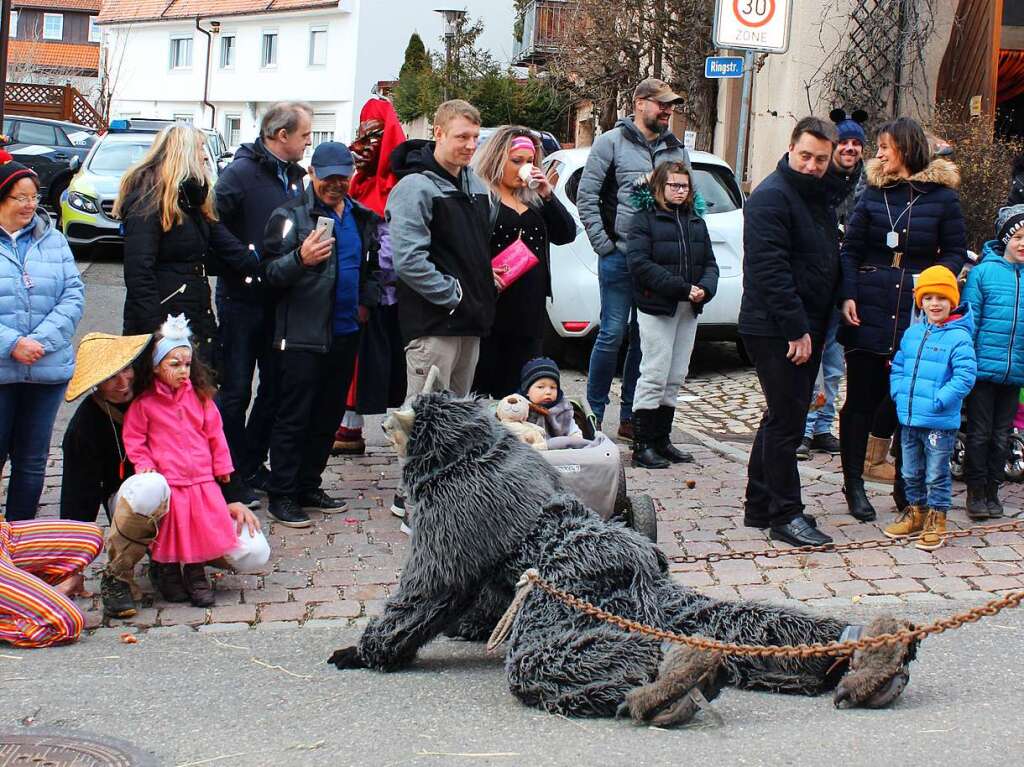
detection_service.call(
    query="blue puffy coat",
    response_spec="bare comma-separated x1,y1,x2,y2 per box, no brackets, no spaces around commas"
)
839,158,967,357
961,240,1024,386
890,305,976,430
0,212,84,385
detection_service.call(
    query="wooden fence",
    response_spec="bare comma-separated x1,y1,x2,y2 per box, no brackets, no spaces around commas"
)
3,82,105,129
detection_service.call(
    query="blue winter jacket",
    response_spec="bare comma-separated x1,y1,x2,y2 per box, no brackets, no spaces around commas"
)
890,305,977,430
961,240,1024,386
0,212,84,385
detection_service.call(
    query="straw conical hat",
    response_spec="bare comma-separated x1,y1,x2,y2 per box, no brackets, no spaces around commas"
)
65,332,152,402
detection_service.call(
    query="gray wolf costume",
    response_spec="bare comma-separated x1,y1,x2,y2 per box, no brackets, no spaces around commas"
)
329,389,915,725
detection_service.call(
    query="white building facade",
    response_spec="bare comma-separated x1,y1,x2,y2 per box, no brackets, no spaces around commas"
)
98,0,516,152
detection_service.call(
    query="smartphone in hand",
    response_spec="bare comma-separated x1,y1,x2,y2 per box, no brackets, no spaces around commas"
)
315,216,334,241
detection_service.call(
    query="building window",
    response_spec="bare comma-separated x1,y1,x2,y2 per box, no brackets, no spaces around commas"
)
310,113,335,152
9,11,17,38
170,36,193,70
260,32,277,68
88,17,101,43
309,27,327,66
220,35,235,68
224,115,241,147
42,13,63,41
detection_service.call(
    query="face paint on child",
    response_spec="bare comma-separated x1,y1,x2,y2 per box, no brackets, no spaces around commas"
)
155,347,192,389
526,376,559,407
1005,230,1024,265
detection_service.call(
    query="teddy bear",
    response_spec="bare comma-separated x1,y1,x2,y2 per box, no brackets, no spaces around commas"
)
495,394,548,450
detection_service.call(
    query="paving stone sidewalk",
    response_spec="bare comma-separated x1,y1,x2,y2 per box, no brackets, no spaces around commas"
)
19,341,1023,637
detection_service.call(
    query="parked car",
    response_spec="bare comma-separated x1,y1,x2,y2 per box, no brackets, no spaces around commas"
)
540,147,744,360
478,127,561,155
61,118,228,253
0,115,97,215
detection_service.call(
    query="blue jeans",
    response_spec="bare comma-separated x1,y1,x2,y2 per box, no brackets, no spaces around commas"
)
215,296,278,479
900,426,956,510
805,311,842,438
587,249,641,424
0,382,66,521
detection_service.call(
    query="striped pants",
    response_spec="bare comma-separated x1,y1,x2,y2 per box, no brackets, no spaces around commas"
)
0,517,103,648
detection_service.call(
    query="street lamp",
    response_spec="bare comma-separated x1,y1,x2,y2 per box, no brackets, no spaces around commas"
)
434,8,466,101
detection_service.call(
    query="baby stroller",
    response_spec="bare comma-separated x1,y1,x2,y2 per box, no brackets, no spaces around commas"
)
493,398,659,542
949,398,1024,481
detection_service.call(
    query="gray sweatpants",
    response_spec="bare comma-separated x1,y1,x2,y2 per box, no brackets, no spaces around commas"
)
404,335,481,400
633,303,698,411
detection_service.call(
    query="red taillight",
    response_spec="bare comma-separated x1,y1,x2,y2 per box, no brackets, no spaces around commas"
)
562,321,590,333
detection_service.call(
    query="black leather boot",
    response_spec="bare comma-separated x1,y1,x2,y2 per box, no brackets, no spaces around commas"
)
632,409,669,469
966,484,990,521
840,411,877,522
986,481,1005,518
654,405,693,463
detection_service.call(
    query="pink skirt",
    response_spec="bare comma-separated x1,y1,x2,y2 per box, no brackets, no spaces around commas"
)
149,481,237,564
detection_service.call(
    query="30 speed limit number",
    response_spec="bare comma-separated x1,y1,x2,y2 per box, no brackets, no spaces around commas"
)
713,0,791,53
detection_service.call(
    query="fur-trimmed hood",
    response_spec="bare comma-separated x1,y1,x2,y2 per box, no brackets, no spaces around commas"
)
865,157,960,191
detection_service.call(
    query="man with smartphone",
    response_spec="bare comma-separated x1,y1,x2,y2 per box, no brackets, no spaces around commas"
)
260,143,381,528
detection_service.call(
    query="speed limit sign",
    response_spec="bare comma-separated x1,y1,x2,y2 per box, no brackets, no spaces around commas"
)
713,0,793,54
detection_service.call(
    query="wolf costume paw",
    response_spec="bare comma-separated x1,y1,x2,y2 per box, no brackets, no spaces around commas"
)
834,616,917,709
327,646,366,670
617,646,727,727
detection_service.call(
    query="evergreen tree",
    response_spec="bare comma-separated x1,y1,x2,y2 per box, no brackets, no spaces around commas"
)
393,33,434,122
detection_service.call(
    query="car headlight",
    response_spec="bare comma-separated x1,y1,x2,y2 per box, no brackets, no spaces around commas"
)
67,191,99,214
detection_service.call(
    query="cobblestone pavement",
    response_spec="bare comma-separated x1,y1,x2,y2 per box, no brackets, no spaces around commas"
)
18,262,1024,636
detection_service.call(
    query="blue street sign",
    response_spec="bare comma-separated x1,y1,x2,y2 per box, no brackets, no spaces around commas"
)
704,56,745,79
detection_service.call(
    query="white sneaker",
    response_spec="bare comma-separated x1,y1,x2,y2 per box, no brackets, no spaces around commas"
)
400,520,412,536
390,494,406,518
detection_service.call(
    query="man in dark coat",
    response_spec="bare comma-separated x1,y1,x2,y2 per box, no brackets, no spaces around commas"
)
739,117,841,547
261,143,380,528
214,101,311,505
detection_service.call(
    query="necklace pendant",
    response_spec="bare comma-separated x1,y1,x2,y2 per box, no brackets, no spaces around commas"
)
886,231,899,249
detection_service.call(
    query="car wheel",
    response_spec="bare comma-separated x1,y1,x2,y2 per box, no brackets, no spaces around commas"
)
626,494,658,543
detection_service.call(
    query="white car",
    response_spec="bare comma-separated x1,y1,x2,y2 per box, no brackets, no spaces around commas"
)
541,148,744,357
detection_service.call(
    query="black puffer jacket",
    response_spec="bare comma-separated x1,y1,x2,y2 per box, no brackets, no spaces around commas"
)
1009,165,1024,207
626,204,719,316
121,188,248,362
738,156,840,341
263,186,381,354
214,139,306,302
838,158,967,356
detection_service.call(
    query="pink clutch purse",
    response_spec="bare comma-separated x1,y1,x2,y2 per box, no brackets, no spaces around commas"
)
491,237,539,291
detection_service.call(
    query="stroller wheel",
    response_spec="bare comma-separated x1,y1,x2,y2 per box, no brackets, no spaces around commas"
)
613,463,629,516
627,494,658,543
1005,434,1024,481
949,431,966,480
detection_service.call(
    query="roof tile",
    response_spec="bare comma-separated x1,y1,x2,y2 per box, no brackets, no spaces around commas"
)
8,39,100,72
98,0,340,25
14,0,102,12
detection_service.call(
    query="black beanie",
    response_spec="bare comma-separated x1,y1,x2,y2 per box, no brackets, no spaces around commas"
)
520,356,561,395
0,150,37,198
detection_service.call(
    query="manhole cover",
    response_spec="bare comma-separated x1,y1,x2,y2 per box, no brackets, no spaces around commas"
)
0,730,157,766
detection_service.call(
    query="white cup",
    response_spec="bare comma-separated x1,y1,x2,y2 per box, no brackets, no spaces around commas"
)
518,163,539,189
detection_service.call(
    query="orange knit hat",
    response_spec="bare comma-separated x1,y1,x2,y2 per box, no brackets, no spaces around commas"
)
914,265,959,308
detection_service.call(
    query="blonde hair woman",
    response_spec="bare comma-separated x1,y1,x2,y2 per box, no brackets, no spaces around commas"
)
469,125,576,397
117,125,249,366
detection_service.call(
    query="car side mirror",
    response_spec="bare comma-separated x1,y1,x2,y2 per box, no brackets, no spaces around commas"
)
69,155,81,172
219,150,233,160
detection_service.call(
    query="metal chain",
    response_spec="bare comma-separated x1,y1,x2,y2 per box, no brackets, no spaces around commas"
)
525,572,1024,659
672,519,1024,564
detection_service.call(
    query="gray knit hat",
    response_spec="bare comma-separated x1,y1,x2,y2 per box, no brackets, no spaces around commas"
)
996,204,1024,245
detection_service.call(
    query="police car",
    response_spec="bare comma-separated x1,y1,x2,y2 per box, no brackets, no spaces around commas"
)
1,115,97,216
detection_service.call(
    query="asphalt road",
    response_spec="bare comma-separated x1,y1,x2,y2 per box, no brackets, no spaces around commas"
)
1,603,1021,767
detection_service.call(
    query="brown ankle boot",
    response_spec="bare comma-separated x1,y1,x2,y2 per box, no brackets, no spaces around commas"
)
863,435,896,483
883,504,926,539
182,564,215,607
151,562,189,603
915,509,947,551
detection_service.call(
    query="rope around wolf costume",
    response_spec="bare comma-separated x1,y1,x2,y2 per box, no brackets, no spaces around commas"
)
328,384,916,725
